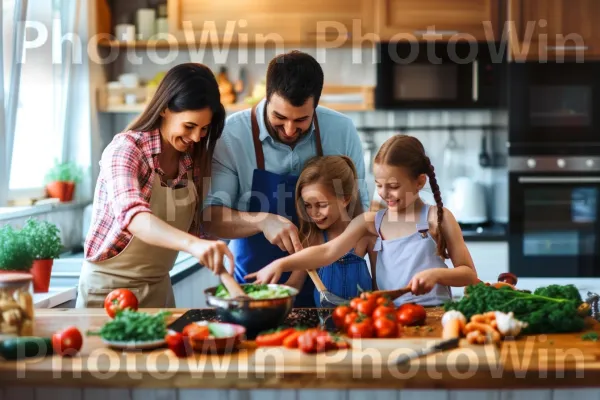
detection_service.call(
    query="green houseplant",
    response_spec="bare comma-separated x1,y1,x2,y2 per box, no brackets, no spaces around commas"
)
0,225,34,272
21,218,63,293
44,159,83,202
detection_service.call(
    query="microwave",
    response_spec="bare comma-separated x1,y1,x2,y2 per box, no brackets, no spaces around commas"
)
375,41,506,109
508,62,600,156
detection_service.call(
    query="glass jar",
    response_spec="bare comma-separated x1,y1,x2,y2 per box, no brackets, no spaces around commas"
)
0,273,34,339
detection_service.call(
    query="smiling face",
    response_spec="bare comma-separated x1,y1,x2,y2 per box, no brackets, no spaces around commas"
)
265,93,315,145
373,163,426,211
301,183,350,230
159,108,213,153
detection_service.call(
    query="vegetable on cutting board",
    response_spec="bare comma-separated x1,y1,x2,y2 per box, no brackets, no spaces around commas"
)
445,283,589,334
87,309,171,342
104,289,139,319
52,326,83,356
254,326,350,353
0,337,53,360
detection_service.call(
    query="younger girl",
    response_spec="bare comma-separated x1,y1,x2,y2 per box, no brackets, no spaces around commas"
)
246,135,477,306
295,156,376,306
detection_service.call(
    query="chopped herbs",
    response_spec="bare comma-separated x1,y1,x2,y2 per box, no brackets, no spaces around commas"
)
87,309,171,342
582,332,599,342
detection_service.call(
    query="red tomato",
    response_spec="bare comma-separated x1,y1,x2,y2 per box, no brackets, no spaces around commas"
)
396,304,427,326
332,305,352,329
373,316,398,338
255,328,296,347
356,298,377,316
347,318,374,339
165,330,190,358
297,329,328,353
104,289,138,318
183,324,210,340
350,297,362,310
372,305,396,320
343,312,359,330
52,326,83,357
376,296,393,306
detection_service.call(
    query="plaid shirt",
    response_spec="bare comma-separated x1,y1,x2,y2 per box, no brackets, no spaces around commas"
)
84,129,203,262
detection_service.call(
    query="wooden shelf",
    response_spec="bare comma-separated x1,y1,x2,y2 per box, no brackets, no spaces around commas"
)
97,85,375,114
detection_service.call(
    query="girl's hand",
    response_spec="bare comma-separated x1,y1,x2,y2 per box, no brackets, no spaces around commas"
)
409,269,439,295
244,261,284,284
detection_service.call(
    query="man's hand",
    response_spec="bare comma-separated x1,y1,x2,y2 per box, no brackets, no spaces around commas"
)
259,214,303,254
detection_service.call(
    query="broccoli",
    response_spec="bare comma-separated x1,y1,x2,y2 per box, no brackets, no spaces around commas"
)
444,283,586,334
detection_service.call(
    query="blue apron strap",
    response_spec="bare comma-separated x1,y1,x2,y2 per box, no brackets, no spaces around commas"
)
416,204,430,238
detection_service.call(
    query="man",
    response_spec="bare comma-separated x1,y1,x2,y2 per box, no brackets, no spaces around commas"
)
202,50,370,307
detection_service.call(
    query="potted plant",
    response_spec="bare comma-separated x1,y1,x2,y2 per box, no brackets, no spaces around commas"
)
0,225,34,274
21,218,63,293
44,159,82,202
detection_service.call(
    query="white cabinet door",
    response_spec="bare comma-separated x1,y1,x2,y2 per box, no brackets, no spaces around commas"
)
447,242,508,284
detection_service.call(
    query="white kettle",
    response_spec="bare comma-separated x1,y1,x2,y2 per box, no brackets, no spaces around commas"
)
447,177,488,224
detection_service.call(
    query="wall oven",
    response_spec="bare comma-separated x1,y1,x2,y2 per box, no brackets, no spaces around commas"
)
508,62,600,156
375,41,506,109
509,156,600,277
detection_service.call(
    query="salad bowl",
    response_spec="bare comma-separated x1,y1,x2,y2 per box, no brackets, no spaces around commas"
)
204,283,298,338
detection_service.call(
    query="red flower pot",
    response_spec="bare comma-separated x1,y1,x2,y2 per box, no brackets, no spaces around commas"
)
46,181,75,202
31,259,53,293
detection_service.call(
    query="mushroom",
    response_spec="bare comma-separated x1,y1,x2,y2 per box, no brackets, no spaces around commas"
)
441,310,467,339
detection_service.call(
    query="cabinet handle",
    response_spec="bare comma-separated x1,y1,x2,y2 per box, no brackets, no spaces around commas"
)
518,176,600,184
545,45,589,51
472,60,479,102
413,30,459,36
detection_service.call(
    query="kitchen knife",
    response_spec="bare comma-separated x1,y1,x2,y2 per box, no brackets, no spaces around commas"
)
391,337,461,366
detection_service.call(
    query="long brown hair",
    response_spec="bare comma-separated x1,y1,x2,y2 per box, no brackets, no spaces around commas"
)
295,156,363,248
126,63,225,225
374,135,449,259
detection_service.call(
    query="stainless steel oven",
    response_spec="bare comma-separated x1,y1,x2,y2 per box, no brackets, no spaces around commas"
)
509,156,600,277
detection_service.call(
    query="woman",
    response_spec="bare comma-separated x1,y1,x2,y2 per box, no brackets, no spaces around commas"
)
76,63,233,308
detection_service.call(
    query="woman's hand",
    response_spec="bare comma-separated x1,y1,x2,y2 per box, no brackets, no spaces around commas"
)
188,239,234,275
409,269,439,295
244,261,284,284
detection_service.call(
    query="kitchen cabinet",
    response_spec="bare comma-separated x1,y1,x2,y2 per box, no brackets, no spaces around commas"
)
173,266,219,308
375,0,500,41
508,0,600,61
167,0,374,46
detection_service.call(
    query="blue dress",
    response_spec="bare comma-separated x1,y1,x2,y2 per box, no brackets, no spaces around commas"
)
314,231,373,307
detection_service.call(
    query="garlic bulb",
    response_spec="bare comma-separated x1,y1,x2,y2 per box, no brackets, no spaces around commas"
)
494,311,528,337
442,310,466,326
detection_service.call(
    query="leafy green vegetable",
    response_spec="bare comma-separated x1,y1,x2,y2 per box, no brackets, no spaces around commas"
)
215,283,292,299
444,283,586,334
21,218,63,260
582,332,599,342
0,225,34,271
87,309,171,342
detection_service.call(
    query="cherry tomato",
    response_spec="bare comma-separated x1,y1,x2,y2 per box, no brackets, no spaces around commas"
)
372,305,396,320
104,289,138,318
350,297,362,310
347,318,374,339
332,305,352,329
396,303,427,326
344,311,359,330
165,330,191,358
298,329,328,353
356,298,377,316
183,323,210,340
376,296,393,306
255,328,296,347
52,326,83,357
373,315,398,338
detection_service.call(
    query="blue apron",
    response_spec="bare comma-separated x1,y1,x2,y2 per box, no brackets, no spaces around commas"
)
231,104,322,307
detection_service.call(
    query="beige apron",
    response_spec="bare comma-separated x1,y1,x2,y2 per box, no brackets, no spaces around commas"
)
76,171,197,308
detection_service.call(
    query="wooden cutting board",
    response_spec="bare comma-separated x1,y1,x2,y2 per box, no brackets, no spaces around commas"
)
251,338,502,370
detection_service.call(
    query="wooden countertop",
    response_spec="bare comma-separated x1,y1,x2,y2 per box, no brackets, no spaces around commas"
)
1,308,600,389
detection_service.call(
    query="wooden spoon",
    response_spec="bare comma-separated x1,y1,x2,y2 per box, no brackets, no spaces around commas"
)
219,271,251,300
371,284,412,301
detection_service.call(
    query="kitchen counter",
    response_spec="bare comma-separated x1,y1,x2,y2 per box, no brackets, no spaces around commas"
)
2,307,600,392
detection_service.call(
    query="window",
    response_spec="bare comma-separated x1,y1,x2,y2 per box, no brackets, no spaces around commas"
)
4,0,64,198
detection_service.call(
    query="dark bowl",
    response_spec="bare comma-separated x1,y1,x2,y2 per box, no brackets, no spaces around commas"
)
204,283,298,338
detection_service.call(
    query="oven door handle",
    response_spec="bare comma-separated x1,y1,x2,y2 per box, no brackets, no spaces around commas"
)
518,176,600,184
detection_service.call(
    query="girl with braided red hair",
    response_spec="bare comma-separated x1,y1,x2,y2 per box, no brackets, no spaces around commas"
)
247,134,478,306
